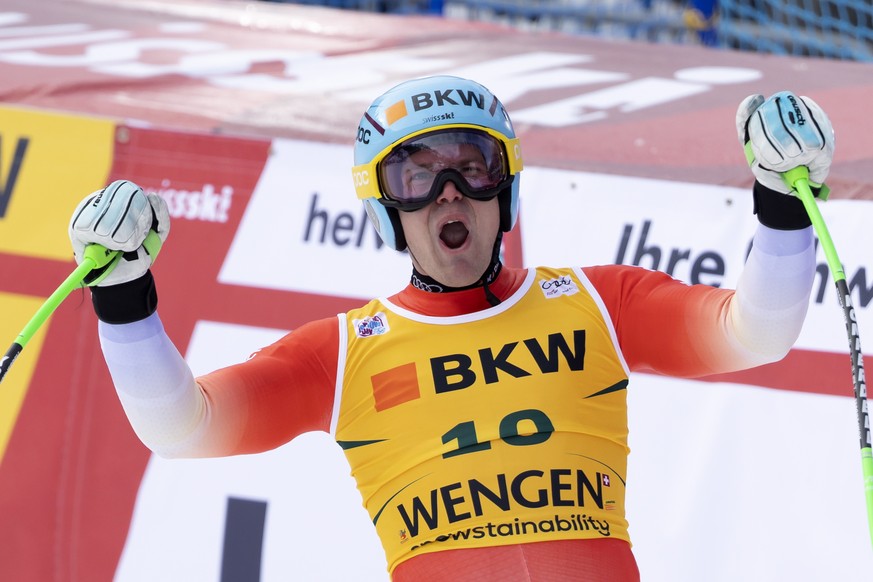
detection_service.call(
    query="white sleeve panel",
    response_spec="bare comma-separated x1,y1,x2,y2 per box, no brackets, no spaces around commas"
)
729,224,816,362
330,313,347,437
98,312,217,458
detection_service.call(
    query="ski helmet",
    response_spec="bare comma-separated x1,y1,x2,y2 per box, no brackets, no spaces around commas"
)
352,75,523,251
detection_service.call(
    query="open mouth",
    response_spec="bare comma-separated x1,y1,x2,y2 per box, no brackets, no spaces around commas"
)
439,220,469,250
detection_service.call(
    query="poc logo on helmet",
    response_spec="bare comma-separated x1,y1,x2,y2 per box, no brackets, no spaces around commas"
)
353,169,370,187
357,126,371,144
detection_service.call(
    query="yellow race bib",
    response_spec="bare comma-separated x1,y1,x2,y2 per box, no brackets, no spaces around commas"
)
336,267,631,572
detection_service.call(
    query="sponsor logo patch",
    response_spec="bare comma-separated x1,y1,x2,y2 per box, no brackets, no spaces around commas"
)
540,276,579,298
354,312,390,337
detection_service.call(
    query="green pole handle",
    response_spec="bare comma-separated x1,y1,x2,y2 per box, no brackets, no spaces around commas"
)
783,167,845,281
1,229,163,385
0,244,119,385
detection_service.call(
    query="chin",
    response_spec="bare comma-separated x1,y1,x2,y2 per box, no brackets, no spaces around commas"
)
412,239,493,288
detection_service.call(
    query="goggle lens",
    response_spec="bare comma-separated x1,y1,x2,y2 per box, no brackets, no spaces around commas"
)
378,129,511,209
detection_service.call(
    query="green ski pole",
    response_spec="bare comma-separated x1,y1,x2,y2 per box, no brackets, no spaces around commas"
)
783,165,873,549
0,244,119,385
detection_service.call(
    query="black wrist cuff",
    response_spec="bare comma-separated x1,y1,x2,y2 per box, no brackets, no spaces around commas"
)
752,181,818,230
91,270,158,324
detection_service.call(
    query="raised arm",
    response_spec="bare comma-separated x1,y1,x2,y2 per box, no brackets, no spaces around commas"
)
591,91,833,377
69,181,338,459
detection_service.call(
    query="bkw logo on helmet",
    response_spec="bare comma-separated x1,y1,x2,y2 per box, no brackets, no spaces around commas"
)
409,89,491,113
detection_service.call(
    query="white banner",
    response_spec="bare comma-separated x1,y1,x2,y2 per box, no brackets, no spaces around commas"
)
520,166,873,356
219,139,410,301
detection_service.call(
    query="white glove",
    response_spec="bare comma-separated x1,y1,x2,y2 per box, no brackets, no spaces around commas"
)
69,180,170,286
735,91,835,194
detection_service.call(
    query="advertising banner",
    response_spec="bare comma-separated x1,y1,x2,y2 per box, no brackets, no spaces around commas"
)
0,1,871,581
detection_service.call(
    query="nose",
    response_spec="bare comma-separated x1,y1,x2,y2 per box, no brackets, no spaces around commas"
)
435,180,463,204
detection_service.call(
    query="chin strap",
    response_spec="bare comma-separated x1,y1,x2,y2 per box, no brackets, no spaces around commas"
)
481,275,502,307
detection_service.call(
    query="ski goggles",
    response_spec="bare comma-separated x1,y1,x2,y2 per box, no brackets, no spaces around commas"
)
353,126,523,211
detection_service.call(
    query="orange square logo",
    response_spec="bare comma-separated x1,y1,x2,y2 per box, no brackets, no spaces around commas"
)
385,99,408,125
371,362,420,411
